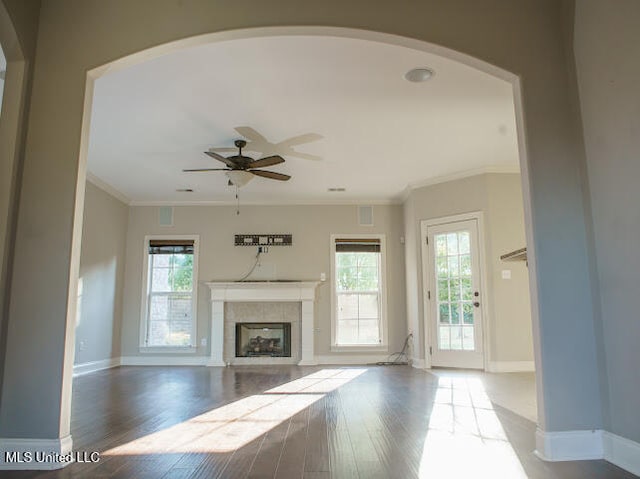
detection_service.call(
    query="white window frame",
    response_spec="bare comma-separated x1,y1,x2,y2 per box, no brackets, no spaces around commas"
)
139,234,199,353
330,233,388,352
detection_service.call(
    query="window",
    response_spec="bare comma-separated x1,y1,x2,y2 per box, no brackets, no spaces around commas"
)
331,235,386,348
142,237,198,348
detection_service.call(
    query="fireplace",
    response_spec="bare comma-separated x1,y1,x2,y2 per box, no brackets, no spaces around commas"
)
205,281,320,366
235,322,291,357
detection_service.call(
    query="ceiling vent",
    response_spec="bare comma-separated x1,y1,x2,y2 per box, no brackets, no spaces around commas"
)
358,205,374,226
158,206,174,226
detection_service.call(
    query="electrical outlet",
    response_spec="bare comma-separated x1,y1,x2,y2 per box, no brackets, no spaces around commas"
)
201,337,207,347
320,272,326,281
79,340,86,351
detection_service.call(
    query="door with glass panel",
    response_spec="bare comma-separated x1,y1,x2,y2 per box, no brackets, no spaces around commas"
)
425,219,484,369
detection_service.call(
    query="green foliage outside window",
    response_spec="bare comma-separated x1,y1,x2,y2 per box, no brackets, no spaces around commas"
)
336,252,379,291
170,254,193,291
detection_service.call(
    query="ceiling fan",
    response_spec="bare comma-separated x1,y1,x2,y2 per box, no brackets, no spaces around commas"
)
210,126,323,162
183,139,291,187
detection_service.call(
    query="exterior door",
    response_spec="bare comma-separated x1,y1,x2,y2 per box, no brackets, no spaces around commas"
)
424,218,484,369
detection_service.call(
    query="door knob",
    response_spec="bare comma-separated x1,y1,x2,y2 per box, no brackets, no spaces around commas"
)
473,302,480,307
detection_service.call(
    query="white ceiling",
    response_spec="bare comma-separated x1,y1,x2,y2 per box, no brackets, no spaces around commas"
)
88,35,519,205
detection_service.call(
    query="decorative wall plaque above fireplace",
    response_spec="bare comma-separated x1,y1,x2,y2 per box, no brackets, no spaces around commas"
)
235,322,291,357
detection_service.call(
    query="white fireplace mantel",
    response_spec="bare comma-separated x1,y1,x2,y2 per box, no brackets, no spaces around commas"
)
205,281,321,366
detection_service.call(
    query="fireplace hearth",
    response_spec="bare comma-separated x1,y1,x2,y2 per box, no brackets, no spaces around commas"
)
235,322,291,357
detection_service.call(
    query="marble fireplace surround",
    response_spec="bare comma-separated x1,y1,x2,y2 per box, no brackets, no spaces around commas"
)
205,282,320,366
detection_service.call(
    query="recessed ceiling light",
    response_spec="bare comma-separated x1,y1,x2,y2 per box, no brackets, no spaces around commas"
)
404,67,434,83
328,187,346,192
176,188,194,192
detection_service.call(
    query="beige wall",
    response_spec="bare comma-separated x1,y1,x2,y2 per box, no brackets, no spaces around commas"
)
121,204,406,358
485,174,533,362
574,0,640,444
75,181,127,365
0,0,40,422
404,173,532,365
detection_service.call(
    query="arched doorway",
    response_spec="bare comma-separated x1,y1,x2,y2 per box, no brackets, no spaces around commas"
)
1,3,603,469
75,21,542,437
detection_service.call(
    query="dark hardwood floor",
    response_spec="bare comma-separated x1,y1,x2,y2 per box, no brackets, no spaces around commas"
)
2,365,635,478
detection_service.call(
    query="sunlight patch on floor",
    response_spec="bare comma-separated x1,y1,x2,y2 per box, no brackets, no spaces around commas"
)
104,368,366,455
419,375,528,478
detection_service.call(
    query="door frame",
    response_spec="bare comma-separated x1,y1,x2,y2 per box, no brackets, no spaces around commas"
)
421,211,491,370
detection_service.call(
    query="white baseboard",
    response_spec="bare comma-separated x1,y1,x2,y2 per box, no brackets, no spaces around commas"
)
315,354,391,365
603,431,640,476
0,435,73,470
120,356,206,366
205,360,227,367
73,357,121,377
535,428,603,461
487,361,535,373
535,427,640,475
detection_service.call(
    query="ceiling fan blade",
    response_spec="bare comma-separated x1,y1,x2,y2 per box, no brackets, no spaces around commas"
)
182,168,230,172
204,151,238,168
250,170,291,181
278,133,323,148
248,155,285,168
286,151,323,162
235,126,268,144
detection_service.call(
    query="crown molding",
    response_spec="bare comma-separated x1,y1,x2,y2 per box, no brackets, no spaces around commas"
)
87,165,519,208
85,172,131,205
128,198,400,207
400,164,521,202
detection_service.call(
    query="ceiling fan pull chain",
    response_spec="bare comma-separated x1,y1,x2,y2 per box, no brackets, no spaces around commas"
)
236,185,240,215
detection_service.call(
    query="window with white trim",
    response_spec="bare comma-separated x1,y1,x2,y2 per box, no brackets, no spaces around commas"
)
332,236,386,346
143,238,197,347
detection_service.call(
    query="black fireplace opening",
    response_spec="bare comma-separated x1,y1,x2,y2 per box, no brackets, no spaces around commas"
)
235,322,292,357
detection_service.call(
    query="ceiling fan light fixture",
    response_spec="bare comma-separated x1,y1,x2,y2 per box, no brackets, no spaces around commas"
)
404,67,434,83
226,170,254,187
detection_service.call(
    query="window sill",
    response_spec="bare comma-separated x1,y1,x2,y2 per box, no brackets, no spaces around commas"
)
139,347,197,354
330,345,388,353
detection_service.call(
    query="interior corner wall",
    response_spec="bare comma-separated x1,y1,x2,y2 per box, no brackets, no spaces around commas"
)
75,181,127,366
403,173,532,366
574,0,640,444
0,0,40,420
120,204,406,359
